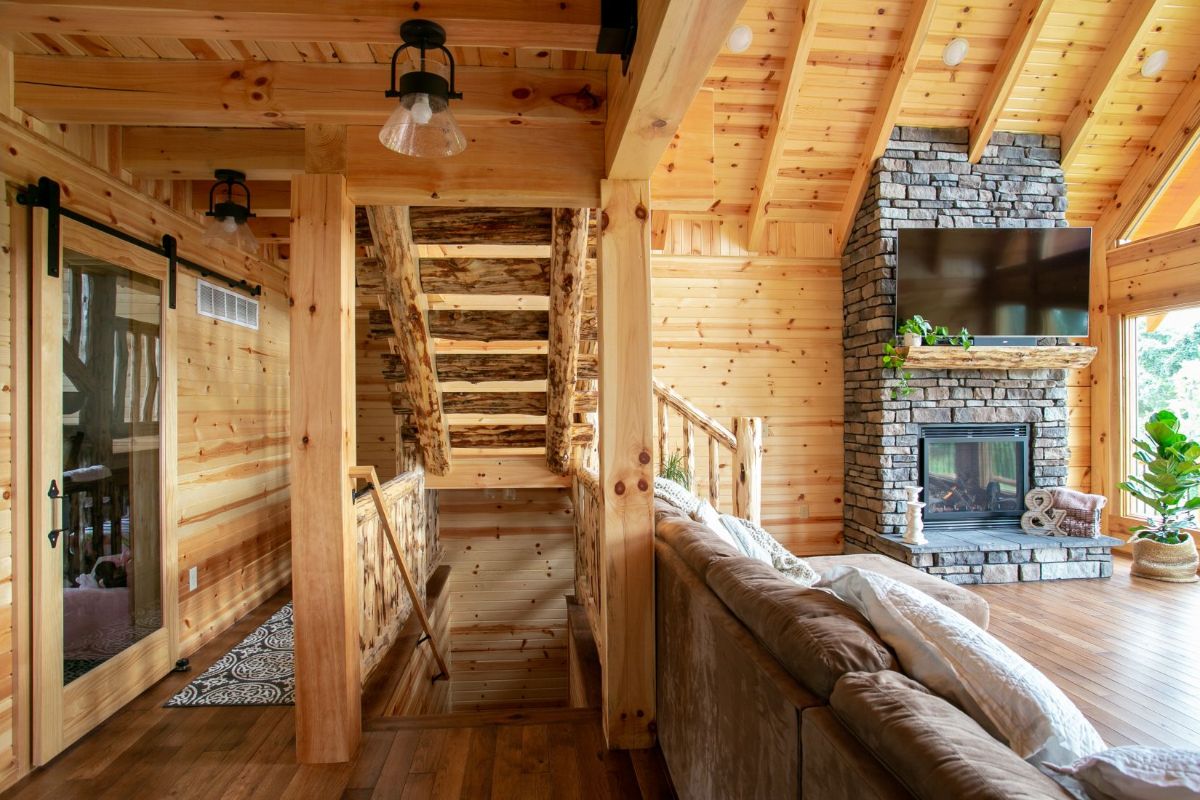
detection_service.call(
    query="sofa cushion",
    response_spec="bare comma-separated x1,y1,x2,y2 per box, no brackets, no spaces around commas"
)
705,557,897,699
807,553,990,629
654,501,743,580
830,671,1073,800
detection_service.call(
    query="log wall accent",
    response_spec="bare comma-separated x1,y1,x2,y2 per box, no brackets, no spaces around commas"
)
419,258,551,295
546,208,590,475
427,310,549,342
381,353,548,384
354,471,427,681
367,206,451,475
439,489,575,712
652,218,845,555
409,207,553,245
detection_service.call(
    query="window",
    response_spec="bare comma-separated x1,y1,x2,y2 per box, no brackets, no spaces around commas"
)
1123,306,1200,519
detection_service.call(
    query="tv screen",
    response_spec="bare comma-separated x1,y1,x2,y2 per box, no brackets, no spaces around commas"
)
896,227,1091,338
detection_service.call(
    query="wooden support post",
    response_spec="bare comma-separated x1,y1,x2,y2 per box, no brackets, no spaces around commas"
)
597,178,655,749
708,437,721,510
657,397,669,469
732,417,763,525
682,420,695,489
546,207,589,475
289,172,361,763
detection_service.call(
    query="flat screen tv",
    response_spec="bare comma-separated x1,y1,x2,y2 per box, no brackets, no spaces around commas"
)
896,227,1091,341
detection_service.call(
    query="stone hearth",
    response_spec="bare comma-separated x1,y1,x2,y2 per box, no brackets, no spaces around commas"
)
839,126,1116,583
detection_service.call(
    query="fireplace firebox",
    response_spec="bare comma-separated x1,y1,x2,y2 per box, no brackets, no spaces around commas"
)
918,424,1030,530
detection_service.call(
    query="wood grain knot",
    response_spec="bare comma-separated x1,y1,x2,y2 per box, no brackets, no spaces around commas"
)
635,204,648,221
637,479,648,491
614,481,625,495
638,450,650,464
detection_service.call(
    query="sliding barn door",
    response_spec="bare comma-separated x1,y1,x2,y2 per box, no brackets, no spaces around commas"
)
30,215,178,763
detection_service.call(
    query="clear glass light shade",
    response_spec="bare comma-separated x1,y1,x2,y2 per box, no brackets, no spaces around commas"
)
379,92,467,157
201,215,258,251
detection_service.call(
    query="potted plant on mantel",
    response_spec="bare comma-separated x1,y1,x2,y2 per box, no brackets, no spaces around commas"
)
1118,410,1200,583
882,316,973,398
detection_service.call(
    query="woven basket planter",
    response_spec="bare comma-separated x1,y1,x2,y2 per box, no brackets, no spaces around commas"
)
1131,535,1199,583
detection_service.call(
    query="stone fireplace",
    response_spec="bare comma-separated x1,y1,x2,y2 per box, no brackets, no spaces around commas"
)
840,127,1119,583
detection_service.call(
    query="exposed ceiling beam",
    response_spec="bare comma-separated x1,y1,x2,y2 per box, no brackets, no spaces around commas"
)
14,56,606,128
0,0,600,49
747,0,822,252
604,0,749,179
834,0,937,252
366,205,452,475
1095,67,1200,245
546,208,589,475
122,125,603,207
966,0,1053,163
1058,0,1168,172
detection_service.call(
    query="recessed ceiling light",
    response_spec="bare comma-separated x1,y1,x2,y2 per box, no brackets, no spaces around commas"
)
727,24,753,54
1142,49,1169,78
942,37,970,67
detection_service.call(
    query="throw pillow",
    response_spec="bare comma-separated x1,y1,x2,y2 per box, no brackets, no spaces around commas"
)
817,565,1105,771
719,515,819,587
1046,747,1200,800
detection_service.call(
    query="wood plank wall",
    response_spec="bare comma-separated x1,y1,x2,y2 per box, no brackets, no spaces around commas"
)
652,218,845,555
0,110,292,788
438,488,574,713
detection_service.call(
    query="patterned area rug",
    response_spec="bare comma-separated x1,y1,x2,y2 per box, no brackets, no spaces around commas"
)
165,603,294,707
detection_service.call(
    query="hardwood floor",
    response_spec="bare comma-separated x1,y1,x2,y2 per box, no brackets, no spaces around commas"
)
1,588,673,800
975,555,1200,750
6,556,1197,799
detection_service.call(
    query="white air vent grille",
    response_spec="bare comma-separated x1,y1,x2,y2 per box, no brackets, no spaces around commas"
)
197,278,259,330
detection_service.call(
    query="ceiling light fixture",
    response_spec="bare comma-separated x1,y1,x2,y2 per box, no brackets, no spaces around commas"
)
380,20,466,158
942,37,970,67
1141,49,1169,78
727,24,753,54
202,169,257,251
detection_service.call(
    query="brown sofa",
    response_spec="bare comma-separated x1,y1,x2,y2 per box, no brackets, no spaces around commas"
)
654,501,1072,800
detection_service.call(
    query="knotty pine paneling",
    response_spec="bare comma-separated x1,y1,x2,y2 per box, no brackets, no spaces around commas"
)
174,271,291,656
439,488,574,713
653,219,845,556
0,180,18,788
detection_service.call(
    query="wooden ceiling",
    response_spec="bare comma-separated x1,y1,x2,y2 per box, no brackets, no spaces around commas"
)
704,0,1200,242
4,0,1198,246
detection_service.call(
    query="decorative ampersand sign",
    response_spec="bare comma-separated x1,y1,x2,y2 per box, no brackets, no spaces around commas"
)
1021,488,1065,536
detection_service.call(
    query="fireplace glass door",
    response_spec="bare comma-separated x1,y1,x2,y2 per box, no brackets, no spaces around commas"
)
920,424,1029,526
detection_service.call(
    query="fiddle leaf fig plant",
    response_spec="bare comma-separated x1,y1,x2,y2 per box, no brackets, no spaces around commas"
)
1118,410,1200,544
883,316,975,399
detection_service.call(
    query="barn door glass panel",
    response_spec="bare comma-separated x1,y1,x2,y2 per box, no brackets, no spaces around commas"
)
60,248,163,684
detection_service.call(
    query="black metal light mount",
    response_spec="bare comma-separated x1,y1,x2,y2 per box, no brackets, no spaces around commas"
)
597,0,638,75
387,20,463,106
205,168,255,225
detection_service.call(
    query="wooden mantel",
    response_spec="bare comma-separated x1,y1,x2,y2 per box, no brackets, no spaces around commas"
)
897,345,1097,370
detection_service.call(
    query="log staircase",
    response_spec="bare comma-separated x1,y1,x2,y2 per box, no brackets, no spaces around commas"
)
356,207,599,483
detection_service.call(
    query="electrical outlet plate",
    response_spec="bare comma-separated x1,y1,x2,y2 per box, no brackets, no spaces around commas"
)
188,566,198,591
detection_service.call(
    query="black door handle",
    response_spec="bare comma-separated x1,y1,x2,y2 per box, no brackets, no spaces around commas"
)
48,479,64,548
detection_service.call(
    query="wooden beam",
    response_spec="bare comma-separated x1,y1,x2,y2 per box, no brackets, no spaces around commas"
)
427,310,549,341
604,0,749,179
14,56,606,128
0,0,601,49
425,453,571,489
367,205,452,475
410,207,553,245
650,87,716,212
834,0,937,252
401,424,593,448
966,0,1053,163
1058,0,1168,171
419,258,550,295
123,125,602,206
1095,67,1200,245
444,392,547,415
288,172,360,763
381,352,547,383
597,178,655,748
122,127,305,180
747,0,822,252
546,208,589,475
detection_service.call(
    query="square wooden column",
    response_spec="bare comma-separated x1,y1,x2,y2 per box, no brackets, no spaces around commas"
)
597,179,656,749
288,172,360,763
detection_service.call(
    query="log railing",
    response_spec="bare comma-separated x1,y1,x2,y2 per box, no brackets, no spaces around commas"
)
572,466,604,661
352,466,449,682
653,380,763,523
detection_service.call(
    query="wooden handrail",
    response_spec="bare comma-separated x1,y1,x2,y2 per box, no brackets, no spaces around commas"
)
350,465,450,682
653,380,736,450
